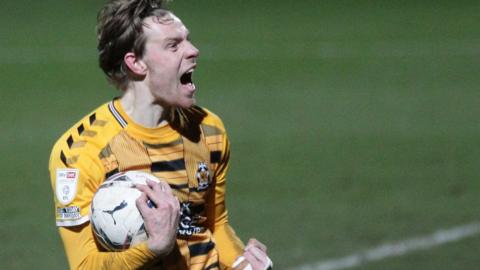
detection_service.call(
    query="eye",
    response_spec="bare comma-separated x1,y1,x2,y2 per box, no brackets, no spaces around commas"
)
167,42,179,51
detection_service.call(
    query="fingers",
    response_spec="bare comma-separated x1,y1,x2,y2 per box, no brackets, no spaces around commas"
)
136,179,180,255
246,247,265,261
136,184,162,207
246,238,267,252
136,192,152,216
135,179,180,225
241,239,272,270
136,180,167,194
244,247,268,265
136,180,174,207
146,179,173,194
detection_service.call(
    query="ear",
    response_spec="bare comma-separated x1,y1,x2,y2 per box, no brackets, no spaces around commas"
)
124,52,147,76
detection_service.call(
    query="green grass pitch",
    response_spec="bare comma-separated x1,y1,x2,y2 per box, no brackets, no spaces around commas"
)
1,0,479,269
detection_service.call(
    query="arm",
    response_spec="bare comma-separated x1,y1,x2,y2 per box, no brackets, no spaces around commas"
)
205,118,271,270
208,134,245,268
49,141,179,269
59,180,180,270
59,223,157,270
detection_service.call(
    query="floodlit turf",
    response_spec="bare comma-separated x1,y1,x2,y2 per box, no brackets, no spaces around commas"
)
1,1,479,269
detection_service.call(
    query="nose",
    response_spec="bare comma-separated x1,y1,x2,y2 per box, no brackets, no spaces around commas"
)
186,42,199,59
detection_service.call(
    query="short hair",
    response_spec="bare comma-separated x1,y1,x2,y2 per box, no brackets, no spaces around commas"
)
97,0,171,90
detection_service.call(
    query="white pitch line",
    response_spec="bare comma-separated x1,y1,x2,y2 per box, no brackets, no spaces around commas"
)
293,222,480,270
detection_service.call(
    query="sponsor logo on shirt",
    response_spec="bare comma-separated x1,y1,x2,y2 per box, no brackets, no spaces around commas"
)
56,206,81,220
178,202,204,236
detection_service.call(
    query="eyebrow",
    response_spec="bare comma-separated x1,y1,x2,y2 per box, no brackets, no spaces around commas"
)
164,32,191,43
165,37,183,43
161,37,182,48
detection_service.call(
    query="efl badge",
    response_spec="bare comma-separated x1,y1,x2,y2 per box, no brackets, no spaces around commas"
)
55,168,79,205
195,162,211,191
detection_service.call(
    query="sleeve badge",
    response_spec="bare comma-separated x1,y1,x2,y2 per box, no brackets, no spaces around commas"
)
55,168,79,205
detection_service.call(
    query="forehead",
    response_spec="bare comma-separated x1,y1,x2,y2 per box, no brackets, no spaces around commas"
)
142,13,189,42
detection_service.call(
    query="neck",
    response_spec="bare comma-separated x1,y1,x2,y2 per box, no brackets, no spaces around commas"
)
120,84,168,128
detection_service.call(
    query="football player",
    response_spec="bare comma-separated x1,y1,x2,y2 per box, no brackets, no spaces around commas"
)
49,0,272,269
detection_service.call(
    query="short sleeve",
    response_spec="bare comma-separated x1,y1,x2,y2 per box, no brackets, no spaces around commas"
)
49,140,105,227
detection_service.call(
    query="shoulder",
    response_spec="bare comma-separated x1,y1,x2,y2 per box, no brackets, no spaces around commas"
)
49,101,123,169
199,106,227,134
49,101,126,227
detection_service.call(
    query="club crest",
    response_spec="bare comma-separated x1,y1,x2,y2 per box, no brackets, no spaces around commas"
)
195,162,211,191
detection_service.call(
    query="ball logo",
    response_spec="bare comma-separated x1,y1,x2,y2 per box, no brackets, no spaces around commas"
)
195,162,211,191
102,200,128,225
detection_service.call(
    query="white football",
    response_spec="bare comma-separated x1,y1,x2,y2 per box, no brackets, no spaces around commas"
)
90,171,160,251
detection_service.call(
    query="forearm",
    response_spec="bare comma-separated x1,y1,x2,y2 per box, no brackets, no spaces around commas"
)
213,223,245,269
78,244,155,270
60,224,157,270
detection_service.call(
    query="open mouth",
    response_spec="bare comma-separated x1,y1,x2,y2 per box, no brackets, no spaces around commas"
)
180,69,196,93
180,70,193,85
